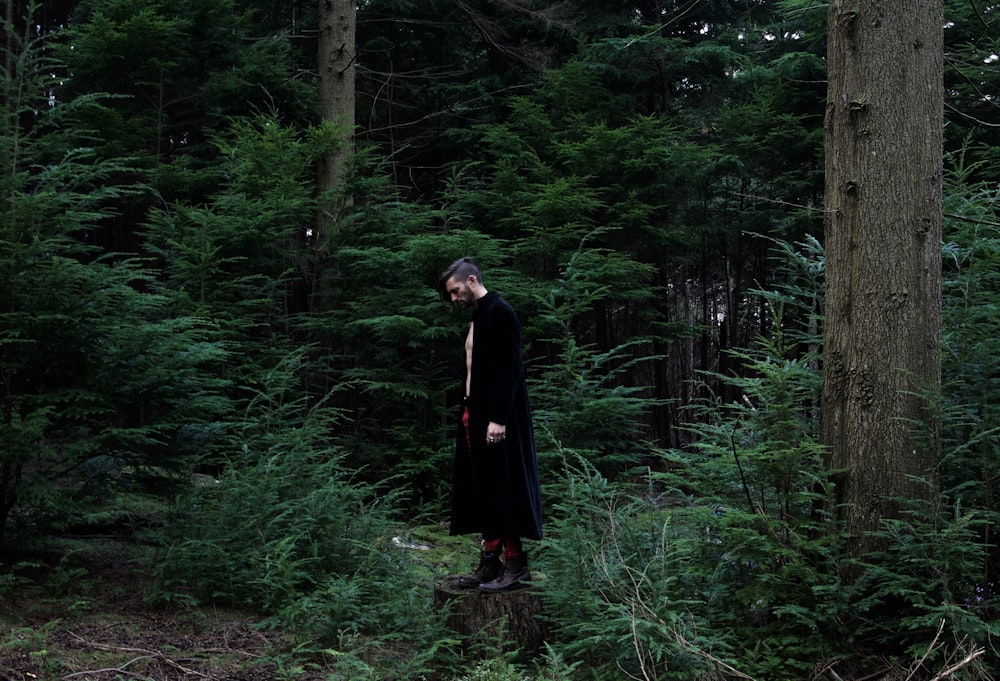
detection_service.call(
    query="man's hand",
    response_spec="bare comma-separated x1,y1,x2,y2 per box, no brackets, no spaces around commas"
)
486,422,506,446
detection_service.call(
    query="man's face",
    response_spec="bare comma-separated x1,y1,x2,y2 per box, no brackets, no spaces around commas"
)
445,275,477,308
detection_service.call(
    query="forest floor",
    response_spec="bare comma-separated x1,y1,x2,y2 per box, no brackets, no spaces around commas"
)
0,533,324,681
0,515,475,681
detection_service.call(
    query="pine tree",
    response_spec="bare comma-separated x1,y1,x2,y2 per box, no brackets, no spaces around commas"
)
0,2,230,545
822,0,944,556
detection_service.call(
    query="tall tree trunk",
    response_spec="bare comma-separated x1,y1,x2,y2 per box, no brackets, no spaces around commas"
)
822,0,943,558
4,0,12,88
316,0,355,244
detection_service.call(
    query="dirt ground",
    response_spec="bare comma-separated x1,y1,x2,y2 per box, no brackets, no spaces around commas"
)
0,536,328,681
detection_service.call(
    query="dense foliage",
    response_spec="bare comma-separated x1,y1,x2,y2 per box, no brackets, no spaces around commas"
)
1,0,998,679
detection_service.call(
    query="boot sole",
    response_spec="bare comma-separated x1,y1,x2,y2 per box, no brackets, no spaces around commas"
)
477,571,532,592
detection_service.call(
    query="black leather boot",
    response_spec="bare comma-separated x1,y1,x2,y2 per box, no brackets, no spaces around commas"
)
478,553,530,592
451,550,502,588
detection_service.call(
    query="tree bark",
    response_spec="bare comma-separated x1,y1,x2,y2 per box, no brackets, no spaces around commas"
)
822,0,943,557
433,577,545,655
4,0,12,89
316,0,355,242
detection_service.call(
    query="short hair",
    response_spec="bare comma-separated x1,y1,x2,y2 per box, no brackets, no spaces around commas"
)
438,257,482,300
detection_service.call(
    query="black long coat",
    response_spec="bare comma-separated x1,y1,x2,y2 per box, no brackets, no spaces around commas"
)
449,291,543,540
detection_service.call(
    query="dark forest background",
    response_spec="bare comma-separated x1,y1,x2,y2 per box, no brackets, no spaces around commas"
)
1,1,999,679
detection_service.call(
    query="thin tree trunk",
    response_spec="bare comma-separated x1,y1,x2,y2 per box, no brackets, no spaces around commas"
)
4,0,12,88
821,0,943,557
316,0,355,244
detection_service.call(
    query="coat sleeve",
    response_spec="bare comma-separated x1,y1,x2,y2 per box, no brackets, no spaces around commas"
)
485,302,524,426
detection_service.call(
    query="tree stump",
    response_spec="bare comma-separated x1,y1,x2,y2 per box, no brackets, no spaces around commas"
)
433,576,545,655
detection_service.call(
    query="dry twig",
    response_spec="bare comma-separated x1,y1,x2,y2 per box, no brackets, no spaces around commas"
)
929,648,986,681
63,631,209,679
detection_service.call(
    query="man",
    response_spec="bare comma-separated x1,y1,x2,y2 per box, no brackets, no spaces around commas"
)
439,257,543,592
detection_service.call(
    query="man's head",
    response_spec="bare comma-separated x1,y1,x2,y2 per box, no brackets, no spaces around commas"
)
439,257,487,308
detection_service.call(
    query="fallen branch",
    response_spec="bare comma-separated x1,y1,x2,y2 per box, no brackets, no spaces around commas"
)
929,648,986,681
63,656,155,679
905,619,945,681
63,631,209,679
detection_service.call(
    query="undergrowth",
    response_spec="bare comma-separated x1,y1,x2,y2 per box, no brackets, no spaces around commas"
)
4,234,999,680
533,236,999,680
